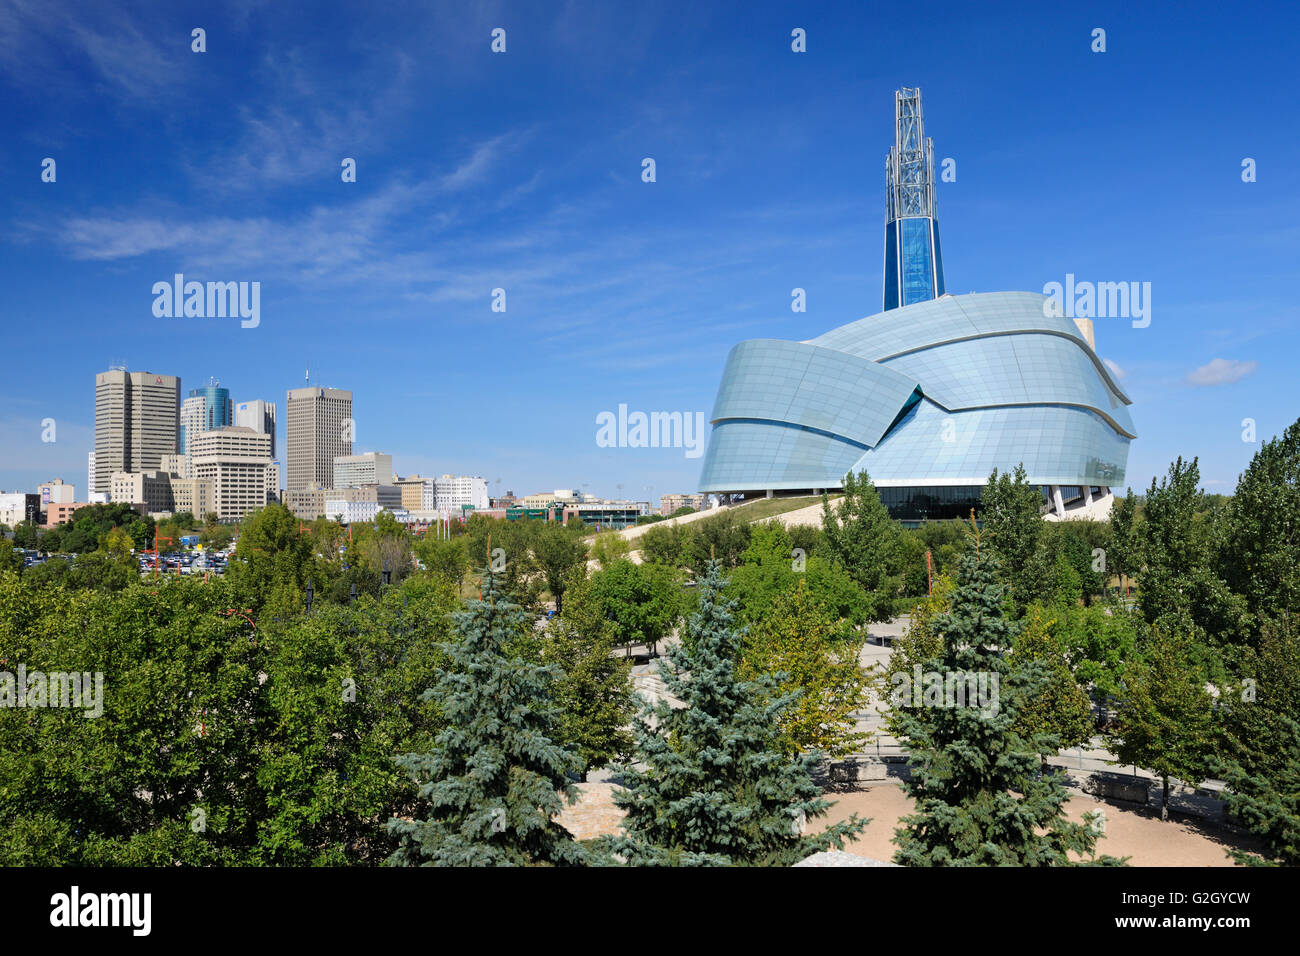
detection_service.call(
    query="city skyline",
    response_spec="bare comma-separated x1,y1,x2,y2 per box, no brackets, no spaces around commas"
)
2,1,1297,500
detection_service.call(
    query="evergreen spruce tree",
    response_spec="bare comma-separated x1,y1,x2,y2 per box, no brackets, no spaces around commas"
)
388,571,591,866
607,561,867,866
893,535,1120,865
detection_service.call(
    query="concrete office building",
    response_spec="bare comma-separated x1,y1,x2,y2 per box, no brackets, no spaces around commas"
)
0,492,41,527
190,426,273,523
38,479,75,506
284,486,326,521
433,474,489,516
169,476,214,520
286,387,353,491
235,399,277,460
333,452,393,489
395,475,437,512
160,453,190,478
323,499,383,524
42,502,90,527
110,471,174,514
93,368,181,495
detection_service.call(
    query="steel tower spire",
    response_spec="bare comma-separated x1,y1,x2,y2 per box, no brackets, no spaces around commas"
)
883,88,945,310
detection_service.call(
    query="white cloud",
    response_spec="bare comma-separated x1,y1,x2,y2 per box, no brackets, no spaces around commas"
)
1186,358,1258,387
1102,358,1127,380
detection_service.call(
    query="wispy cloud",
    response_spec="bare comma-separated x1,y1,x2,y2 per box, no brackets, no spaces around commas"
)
1186,358,1258,387
0,0,183,104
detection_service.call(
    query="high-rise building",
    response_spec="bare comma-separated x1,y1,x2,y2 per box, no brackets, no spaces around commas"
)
190,426,273,522
286,387,353,491
883,88,945,311
333,452,393,488
87,452,95,499
180,379,233,454
234,399,278,460
93,368,181,495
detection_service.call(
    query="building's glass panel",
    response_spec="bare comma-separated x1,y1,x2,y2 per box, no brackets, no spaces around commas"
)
698,420,865,491
931,219,945,296
900,217,934,306
878,485,985,522
850,399,1128,488
711,339,919,448
883,223,900,311
879,333,1135,437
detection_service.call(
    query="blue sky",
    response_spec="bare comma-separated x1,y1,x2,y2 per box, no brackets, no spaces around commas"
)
2,0,1297,502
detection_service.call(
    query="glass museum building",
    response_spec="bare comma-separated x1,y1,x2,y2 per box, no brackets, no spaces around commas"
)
696,90,1135,522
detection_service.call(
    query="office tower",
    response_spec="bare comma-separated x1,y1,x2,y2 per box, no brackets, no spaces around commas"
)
883,87,945,311
87,452,95,498
179,396,207,456
285,387,353,491
235,399,278,460
333,452,394,488
190,426,273,522
93,368,181,495
180,378,233,454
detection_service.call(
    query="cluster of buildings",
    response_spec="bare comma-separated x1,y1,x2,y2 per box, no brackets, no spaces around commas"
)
2,373,707,536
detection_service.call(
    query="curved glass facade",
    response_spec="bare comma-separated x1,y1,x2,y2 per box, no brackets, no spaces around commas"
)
699,292,1135,505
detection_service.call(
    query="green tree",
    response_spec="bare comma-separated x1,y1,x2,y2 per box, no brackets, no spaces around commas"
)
543,575,636,778
607,561,867,865
228,503,322,617
1139,456,1246,652
11,521,40,550
1008,605,1095,762
587,560,680,656
0,539,20,573
252,577,456,864
415,535,470,595
738,579,868,758
1107,629,1214,821
684,509,751,573
820,470,901,622
1218,416,1300,628
533,521,588,613
893,540,1120,865
980,464,1043,611
1107,490,1141,598
388,572,590,866
1212,615,1300,864
875,573,955,740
